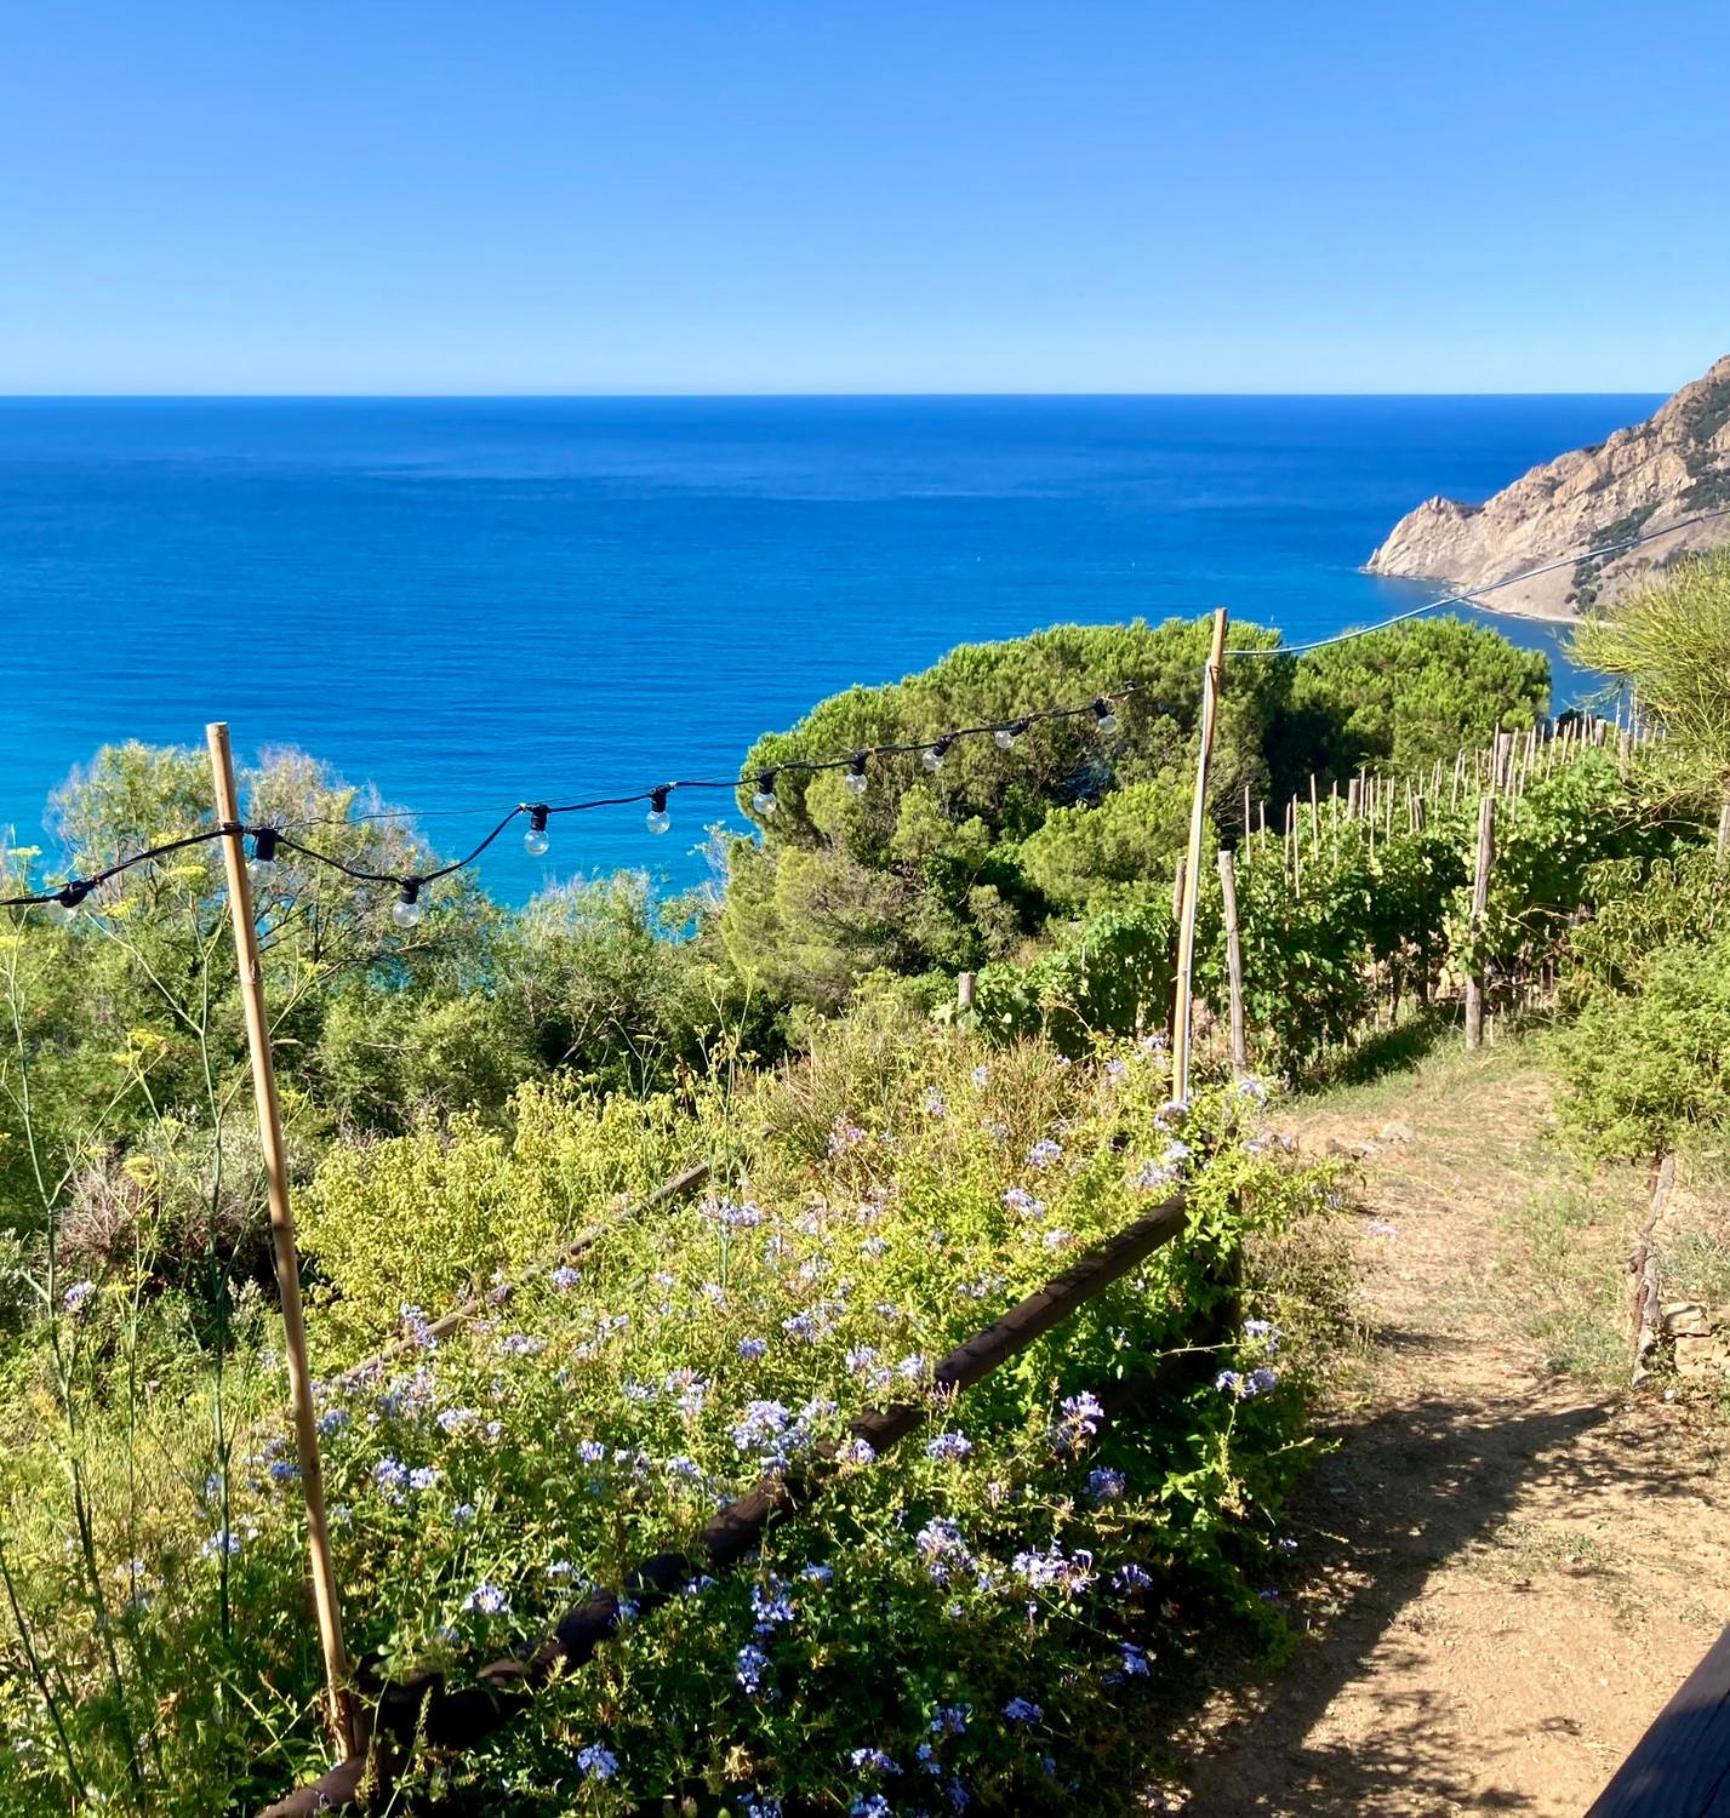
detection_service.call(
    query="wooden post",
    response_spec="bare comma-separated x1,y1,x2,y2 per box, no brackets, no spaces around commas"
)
1171,853,1186,922
1718,799,1730,864
1173,608,1229,1103
206,723,359,1755
956,970,976,1013
1464,793,1496,1052
1216,848,1248,1076
1309,773,1320,861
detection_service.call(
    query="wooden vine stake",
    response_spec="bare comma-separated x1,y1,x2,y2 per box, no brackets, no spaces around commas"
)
206,723,359,1756
1464,791,1496,1052
1718,797,1730,864
1173,608,1229,1102
1216,847,1249,1076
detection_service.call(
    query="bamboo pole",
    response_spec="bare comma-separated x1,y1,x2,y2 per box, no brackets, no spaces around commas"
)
1464,793,1496,1052
1172,608,1229,1103
1216,848,1249,1076
206,723,359,1755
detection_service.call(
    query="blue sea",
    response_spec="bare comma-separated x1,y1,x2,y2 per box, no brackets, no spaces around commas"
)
0,396,1654,901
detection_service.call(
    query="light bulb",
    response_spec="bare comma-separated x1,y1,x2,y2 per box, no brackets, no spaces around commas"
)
844,753,869,797
393,880,424,929
995,719,1029,752
751,773,778,818
523,805,551,857
1092,699,1119,735
922,737,952,774
646,787,672,835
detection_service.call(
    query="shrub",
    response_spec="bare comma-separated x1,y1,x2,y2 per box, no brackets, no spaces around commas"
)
1557,935,1730,1159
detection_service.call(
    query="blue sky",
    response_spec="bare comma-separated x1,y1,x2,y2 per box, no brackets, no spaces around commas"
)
3,1,1726,394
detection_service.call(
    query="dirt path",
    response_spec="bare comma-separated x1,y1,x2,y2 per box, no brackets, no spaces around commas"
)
1179,1047,1730,1816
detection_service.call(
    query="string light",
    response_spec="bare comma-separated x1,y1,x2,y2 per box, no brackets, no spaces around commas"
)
12,505,1703,923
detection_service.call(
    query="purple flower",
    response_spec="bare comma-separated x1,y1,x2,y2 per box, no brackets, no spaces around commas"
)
851,1799,892,1818
930,1703,970,1736
923,1088,948,1118
452,1502,476,1525
737,1336,768,1360
1003,1186,1045,1219
846,1345,879,1375
736,1642,771,1694
318,1408,350,1437
925,1431,973,1463
373,1457,409,1496
437,1406,477,1435
915,1517,972,1584
1027,1138,1063,1169
550,1265,582,1289
840,1437,878,1466
409,1466,441,1491
577,1743,618,1781
850,1748,902,1775
750,1579,796,1631
62,1279,96,1312
268,1460,300,1486
1087,1466,1126,1503
731,1400,793,1452
971,1064,990,1086
496,1333,545,1358
802,1561,834,1583
462,1582,509,1615
1002,1696,1043,1723
1114,1562,1153,1591
829,1117,867,1155
1106,1058,1129,1082
577,1439,606,1465
1119,1641,1151,1677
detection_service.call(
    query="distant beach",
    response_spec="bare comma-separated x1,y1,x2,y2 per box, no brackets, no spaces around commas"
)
0,395,1652,900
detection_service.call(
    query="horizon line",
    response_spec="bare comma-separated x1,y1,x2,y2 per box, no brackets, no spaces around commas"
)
0,387,1671,403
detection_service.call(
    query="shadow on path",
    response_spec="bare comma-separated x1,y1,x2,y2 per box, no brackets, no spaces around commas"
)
1174,1325,1674,1816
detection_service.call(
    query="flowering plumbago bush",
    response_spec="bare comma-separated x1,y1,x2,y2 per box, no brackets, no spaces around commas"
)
0,1018,1343,1814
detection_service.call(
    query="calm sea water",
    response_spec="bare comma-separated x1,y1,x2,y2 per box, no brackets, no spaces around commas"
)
0,396,1653,900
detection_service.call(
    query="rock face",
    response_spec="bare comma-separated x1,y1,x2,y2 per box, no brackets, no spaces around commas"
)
1366,354,1730,619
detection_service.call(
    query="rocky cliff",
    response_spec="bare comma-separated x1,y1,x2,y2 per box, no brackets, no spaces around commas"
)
1366,354,1730,619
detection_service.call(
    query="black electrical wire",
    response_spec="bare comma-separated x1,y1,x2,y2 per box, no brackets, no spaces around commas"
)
3,507,1721,917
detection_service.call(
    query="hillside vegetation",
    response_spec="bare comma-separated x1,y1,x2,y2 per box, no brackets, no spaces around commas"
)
1,586,1727,1815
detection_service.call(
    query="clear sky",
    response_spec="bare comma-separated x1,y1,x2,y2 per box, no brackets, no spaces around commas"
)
3,1,1726,394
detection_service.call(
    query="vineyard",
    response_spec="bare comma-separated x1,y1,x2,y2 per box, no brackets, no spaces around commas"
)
2,599,1729,1816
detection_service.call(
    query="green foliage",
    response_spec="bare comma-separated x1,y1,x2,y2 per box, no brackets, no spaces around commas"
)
0,1025,1344,1815
1017,775,1193,912
721,617,1286,1004
1557,934,1730,1159
1572,548,1730,797
1285,616,1549,780
972,904,1176,1055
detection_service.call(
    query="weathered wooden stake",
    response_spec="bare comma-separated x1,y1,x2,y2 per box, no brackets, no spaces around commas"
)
1464,792,1496,1052
1172,608,1229,1103
206,723,359,1756
1717,798,1730,863
956,970,976,1013
1216,847,1248,1076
